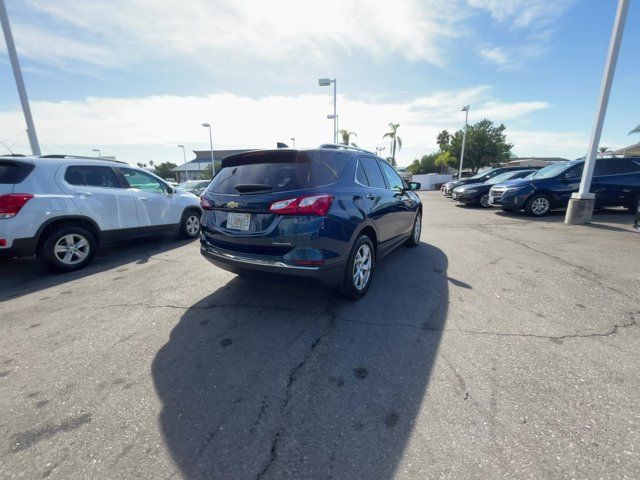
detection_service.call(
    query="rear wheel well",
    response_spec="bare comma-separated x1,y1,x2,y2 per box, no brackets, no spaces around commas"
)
37,218,100,253
358,226,378,258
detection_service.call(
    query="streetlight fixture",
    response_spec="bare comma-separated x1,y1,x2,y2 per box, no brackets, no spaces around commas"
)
202,123,215,177
92,148,101,158
178,144,188,181
290,137,295,148
376,146,386,157
458,105,470,180
318,77,337,143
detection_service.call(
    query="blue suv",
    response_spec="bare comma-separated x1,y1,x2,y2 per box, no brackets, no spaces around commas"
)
199,146,422,299
488,157,640,216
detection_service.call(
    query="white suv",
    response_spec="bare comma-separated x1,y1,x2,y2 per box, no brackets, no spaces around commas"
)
0,155,202,271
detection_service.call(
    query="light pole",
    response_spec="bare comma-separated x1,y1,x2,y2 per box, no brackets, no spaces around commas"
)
458,105,470,180
0,0,40,156
290,137,296,148
318,78,337,143
376,146,386,157
202,123,215,178
178,144,187,181
565,0,629,225
92,148,101,158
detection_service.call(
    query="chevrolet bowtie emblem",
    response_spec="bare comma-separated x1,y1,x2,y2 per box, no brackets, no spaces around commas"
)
227,201,239,209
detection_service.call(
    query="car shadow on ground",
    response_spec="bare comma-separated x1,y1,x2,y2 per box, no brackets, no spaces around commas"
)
152,242,449,480
494,207,635,226
0,236,194,301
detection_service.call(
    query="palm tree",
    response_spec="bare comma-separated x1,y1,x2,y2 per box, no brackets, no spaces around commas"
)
598,146,610,157
383,123,402,166
630,125,640,135
339,129,357,146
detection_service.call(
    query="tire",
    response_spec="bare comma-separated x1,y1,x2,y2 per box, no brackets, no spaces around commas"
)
478,194,490,208
40,226,96,272
405,211,422,247
525,193,551,217
180,210,201,238
340,235,375,300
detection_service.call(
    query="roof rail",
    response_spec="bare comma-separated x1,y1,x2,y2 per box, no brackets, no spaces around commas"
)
318,143,376,155
39,154,128,164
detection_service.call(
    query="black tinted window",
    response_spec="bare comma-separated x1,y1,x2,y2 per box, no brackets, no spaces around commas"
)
378,160,404,190
565,164,583,179
0,161,34,184
356,161,369,185
360,157,386,189
599,158,640,175
65,165,120,188
211,150,347,194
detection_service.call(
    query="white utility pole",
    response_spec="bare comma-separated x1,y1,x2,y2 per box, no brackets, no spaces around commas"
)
178,145,187,181
202,123,215,177
565,0,629,224
0,0,41,156
318,78,337,143
458,105,470,180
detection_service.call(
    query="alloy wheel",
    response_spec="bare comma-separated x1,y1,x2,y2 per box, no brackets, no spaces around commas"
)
531,197,550,215
54,234,90,265
352,244,372,291
480,194,490,208
414,214,421,243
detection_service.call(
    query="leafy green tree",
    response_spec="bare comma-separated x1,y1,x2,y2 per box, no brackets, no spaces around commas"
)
339,129,357,146
436,130,451,152
435,151,456,173
383,123,402,166
153,162,177,179
447,119,512,173
407,153,439,174
136,162,147,168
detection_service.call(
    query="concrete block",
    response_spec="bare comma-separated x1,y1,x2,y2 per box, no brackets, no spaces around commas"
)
565,197,595,224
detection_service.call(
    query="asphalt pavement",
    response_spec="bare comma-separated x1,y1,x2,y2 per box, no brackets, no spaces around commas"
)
1,192,639,479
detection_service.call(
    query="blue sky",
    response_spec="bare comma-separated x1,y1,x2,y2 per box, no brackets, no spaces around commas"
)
0,0,638,166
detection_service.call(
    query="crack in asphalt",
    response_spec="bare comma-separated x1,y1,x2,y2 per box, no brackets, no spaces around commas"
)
473,226,640,304
254,305,337,479
334,312,638,342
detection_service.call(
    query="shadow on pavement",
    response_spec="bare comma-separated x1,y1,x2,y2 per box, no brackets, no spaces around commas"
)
152,242,449,479
494,207,634,226
0,236,194,301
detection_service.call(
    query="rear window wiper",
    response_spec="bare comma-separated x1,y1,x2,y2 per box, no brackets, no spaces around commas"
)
234,183,273,193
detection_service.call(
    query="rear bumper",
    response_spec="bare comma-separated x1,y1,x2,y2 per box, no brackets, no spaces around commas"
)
200,241,345,287
0,237,38,258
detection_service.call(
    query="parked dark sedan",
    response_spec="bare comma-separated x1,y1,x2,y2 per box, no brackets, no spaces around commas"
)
199,146,422,299
488,157,640,216
451,169,535,207
442,166,537,196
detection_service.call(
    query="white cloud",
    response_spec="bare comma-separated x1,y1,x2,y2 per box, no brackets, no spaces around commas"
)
467,0,576,30
18,0,465,69
479,46,510,67
0,88,562,166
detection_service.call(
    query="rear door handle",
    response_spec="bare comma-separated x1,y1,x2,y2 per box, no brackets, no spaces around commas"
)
77,191,92,196
365,193,375,199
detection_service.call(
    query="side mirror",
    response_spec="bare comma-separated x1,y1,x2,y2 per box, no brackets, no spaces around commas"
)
167,186,175,194
408,182,421,191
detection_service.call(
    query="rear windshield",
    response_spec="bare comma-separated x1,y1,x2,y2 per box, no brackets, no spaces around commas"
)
0,160,34,184
210,150,348,194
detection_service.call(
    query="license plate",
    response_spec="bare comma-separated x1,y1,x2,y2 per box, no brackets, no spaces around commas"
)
227,212,251,231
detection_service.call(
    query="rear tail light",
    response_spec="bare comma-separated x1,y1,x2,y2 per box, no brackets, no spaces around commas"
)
200,196,214,210
0,194,34,219
268,194,334,216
